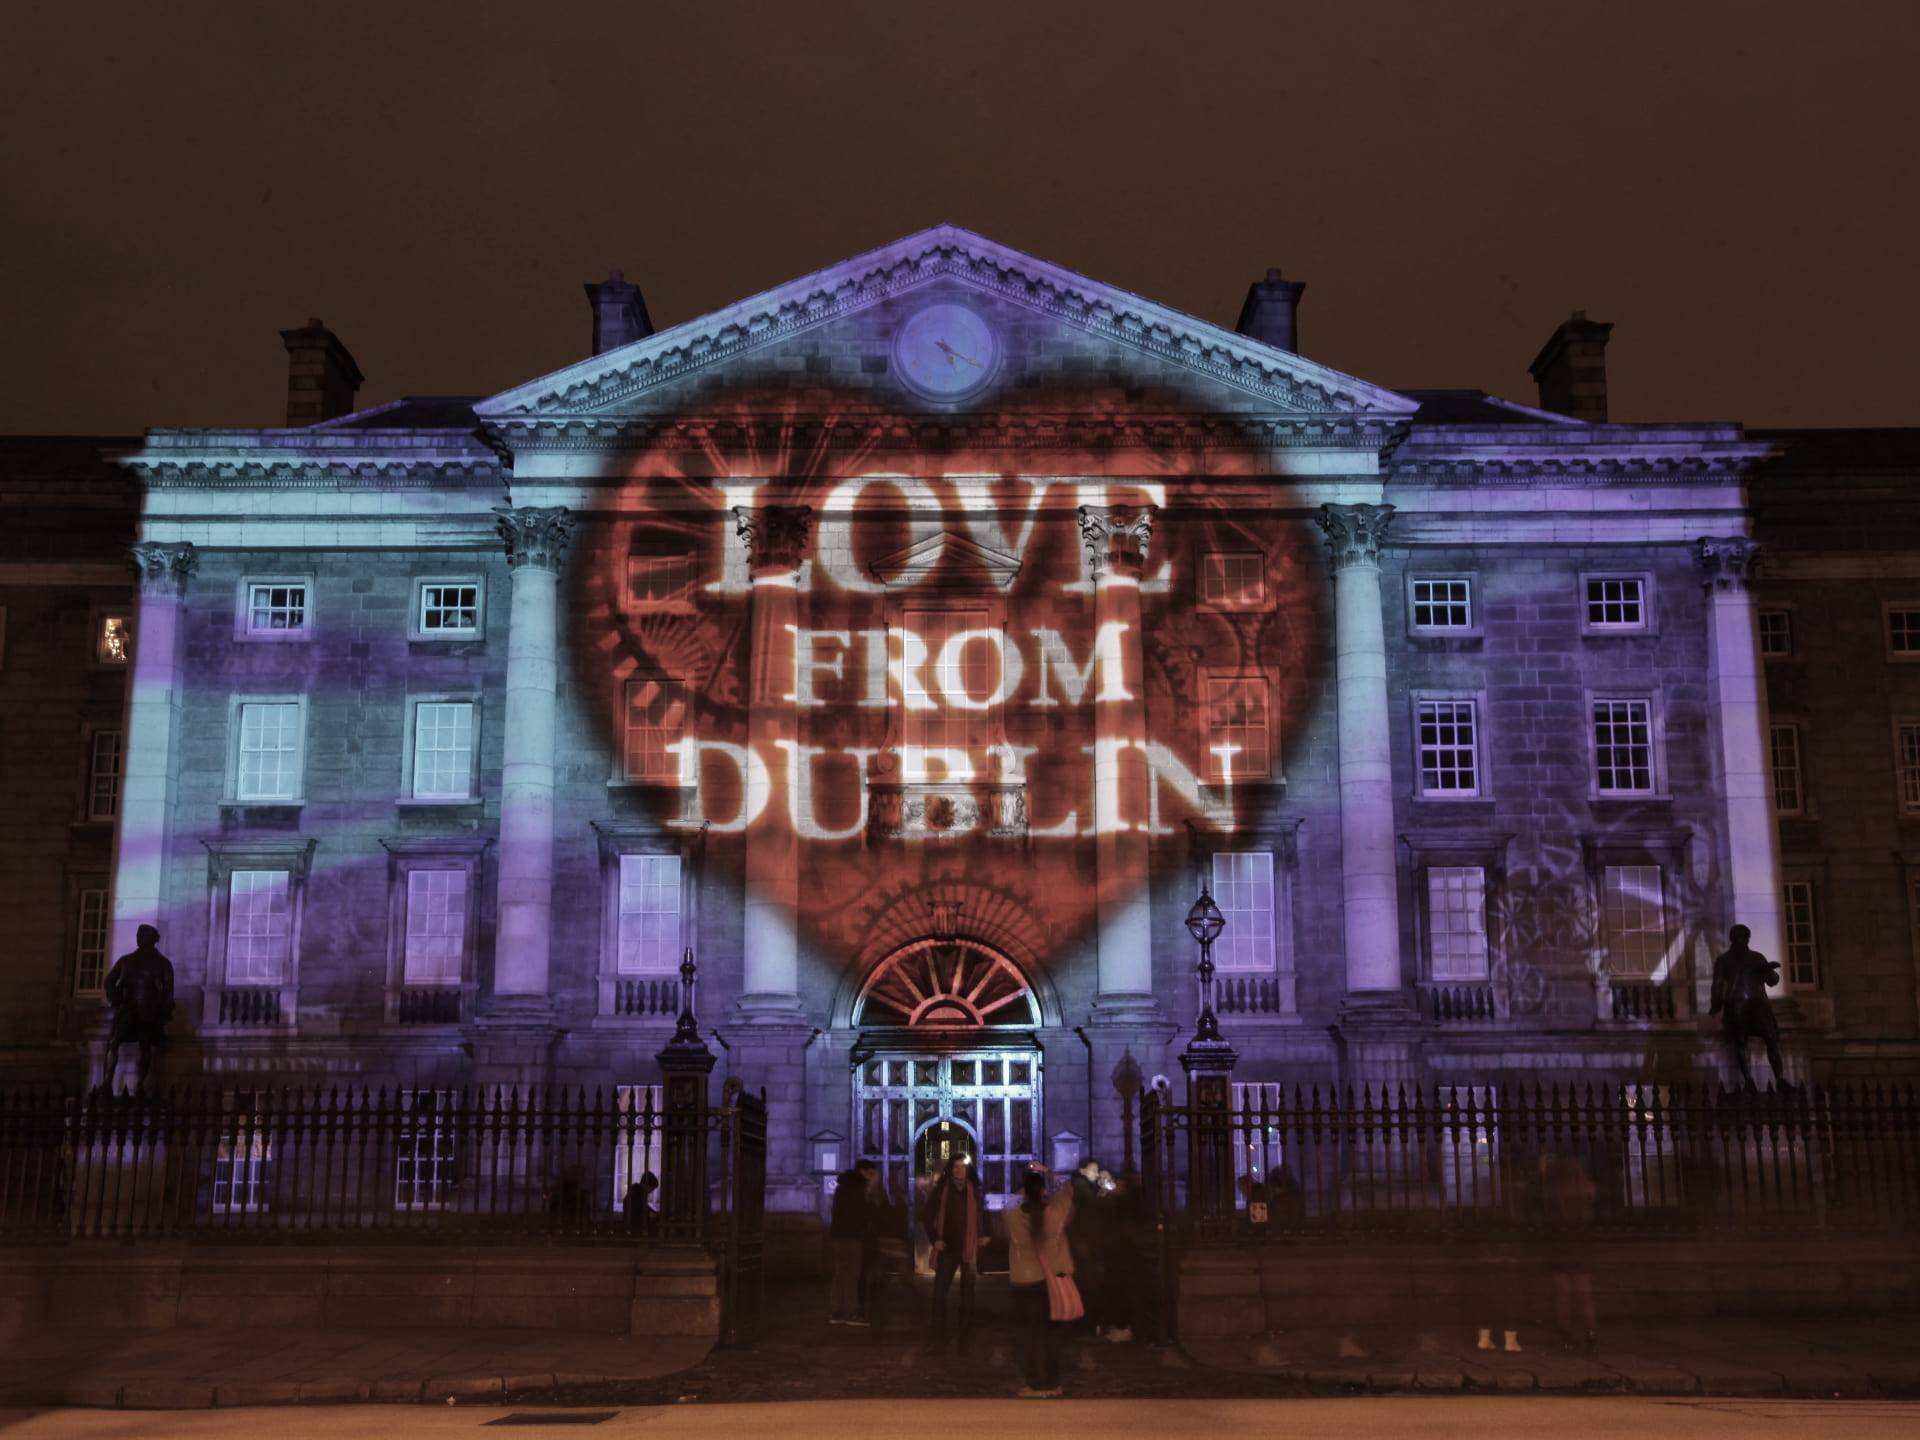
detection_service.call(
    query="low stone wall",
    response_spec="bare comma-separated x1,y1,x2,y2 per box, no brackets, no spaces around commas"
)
0,1243,719,1341
1180,1234,1920,1339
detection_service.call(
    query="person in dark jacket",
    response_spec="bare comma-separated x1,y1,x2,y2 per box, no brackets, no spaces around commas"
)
1068,1157,1109,1333
829,1159,878,1325
920,1155,986,1355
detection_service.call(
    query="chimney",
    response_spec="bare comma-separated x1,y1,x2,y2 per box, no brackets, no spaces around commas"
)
585,270,654,355
1528,310,1614,423
1235,267,1307,353
278,318,364,426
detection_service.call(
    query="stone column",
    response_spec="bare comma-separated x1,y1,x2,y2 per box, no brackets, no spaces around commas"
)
1317,503,1406,1001
733,504,811,1021
490,506,573,1011
1697,537,1788,995
109,542,197,960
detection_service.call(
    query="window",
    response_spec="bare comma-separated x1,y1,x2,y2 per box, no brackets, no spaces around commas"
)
86,729,122,821
235,701,304,802
1200,552,1265,611
617,854,682,974
1411,578,1473,631
74,888,108,995
1203,674,1271,781
1592,698,1654,794
95,612,131,665
1783,880,1819,987
1211,851,1276,973
1759,610,1793,658
411,701,474,799
1416,699,1480,797
416,581,480,637
612,1085,666,1213
1889,608,1920,657
901,611,996,763
628,554,694,610
622,676,688,783
1770,723,1803,814
226,869,291,983
1426,867,1489,981
212,1094,273,1215
1899,724,1920,812
403,870,467,984
241,580,310,638
1585,576,1647,630
395,1091,458,1211
1600,865,1666,977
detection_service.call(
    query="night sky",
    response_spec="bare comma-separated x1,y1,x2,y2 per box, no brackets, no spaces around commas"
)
3,1,1914,435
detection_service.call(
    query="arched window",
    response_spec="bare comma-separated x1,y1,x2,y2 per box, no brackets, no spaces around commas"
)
853,939,1040,1029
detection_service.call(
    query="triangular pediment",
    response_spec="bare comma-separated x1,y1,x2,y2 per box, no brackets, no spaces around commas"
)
872,530,1022,592
476,224,1418,427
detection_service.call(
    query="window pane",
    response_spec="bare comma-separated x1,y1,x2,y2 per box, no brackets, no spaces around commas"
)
1783,881,1819,988
1758,610,1792,657
227,869,291,983
1427,866,1488,981
1204,675,1270,780
1593,699,1653,793
1201,552,1264,609
1211,851,1276,973
1891,610,1920,654
88,729,122,821
1586,577,1645,628
617,854,682,973
1899,725,1920,812
1417,699,1479,795
74,889,109,994
1602,865,1665,977
419,583,480,634
247,583,308,634
1412,578,1472,630
404,869,467,984
1770,724,1802,814
97,614,131,665
623,677,688,782
412,701,474,798
237,703,302,801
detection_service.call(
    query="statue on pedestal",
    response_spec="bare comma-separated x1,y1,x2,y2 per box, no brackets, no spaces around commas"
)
103,924,175,1093
1708,924,1787,1091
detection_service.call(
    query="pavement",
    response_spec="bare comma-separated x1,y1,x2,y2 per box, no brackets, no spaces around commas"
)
2,1274,1918,1411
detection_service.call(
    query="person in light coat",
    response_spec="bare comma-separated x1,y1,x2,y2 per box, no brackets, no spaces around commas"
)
1005,1166,1076,1397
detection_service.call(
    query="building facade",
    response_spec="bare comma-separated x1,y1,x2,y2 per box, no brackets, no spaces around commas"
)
3,227,1917,1226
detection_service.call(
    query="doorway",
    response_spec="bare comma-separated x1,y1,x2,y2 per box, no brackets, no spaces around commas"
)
853,1049,1042,1206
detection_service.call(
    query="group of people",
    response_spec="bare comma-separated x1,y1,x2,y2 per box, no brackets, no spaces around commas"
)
825,1152,1151,1398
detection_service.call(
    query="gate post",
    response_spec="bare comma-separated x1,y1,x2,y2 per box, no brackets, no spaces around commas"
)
654,951,717,1245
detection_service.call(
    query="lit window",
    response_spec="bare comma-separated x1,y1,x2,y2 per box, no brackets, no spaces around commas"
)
212,1092,273,1215
395,1091,457,1211
1412,578,1472,630
1200,552,1265,610
1898,724,1920,812
417,582,480,636
901,612,996,765
96,614,131,665
622,676,688,783
1204,674,1271,781
628,554,694,609
226,869,291,983
1770,723,1803,815
87,729,122,821
617,854,682,974
1593,699,1654,794
1890,609,1920,656
411,701,474,799
74,889,109,995
236,702,303,801
1586,576,1647,630
1601,865,1666,977
1210,851,1276,973
244,582,309,636
1783,880,1819,988
1427,867,1489,981
1417,699,1479,796
1758,610,1793,657
403,870,467,985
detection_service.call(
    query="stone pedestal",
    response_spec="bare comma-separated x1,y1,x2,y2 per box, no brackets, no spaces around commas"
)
714,1018,816,1214
469,997,562,1089
1331,998,1427,1093
1080,1019,1178,1176
1179,1036,1239,1227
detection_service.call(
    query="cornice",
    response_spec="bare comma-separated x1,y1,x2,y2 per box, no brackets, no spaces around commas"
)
476,225,1422,422
125,458,507,489
119,429,506,489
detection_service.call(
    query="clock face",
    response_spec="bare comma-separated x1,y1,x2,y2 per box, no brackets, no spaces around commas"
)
891,303,999,402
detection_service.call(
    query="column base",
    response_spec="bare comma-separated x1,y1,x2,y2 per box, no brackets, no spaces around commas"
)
732,992,807,1025
469,996,562,1088
1088,993,1166,1027
1331,993,1426,1091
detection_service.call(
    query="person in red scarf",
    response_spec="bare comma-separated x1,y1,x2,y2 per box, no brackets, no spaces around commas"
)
920,1155,986,1355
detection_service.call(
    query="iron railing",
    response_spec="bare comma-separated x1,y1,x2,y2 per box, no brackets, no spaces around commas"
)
1142,1079,1920,1244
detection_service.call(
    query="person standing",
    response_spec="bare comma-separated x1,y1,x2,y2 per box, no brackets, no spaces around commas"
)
921,1155,984,1355
103,924,175,1091
1068,1157,1108,1334
829,1159,877,1325
1006,1166,1077,1397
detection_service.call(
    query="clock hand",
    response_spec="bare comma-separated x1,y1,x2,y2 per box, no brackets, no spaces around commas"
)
934,337,983,370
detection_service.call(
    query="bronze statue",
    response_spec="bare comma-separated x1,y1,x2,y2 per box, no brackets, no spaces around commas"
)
1708,924,1787,1090
103,924,175,1092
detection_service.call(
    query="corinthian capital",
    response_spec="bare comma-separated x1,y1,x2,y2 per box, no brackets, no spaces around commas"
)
129,541,198,597
1316,503,1395,572
1078,505,1154,580
494,506,574,572
731,504,812,574
1695,536,1761,593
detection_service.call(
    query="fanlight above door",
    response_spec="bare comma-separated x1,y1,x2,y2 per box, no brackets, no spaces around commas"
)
853,939,1040,1029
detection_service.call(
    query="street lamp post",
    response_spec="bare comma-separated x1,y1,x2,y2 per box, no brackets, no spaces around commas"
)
1180,881,1238,1236
1186,884,1226,1048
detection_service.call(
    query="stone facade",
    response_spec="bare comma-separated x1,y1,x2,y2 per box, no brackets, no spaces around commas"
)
1,226,1915,1233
